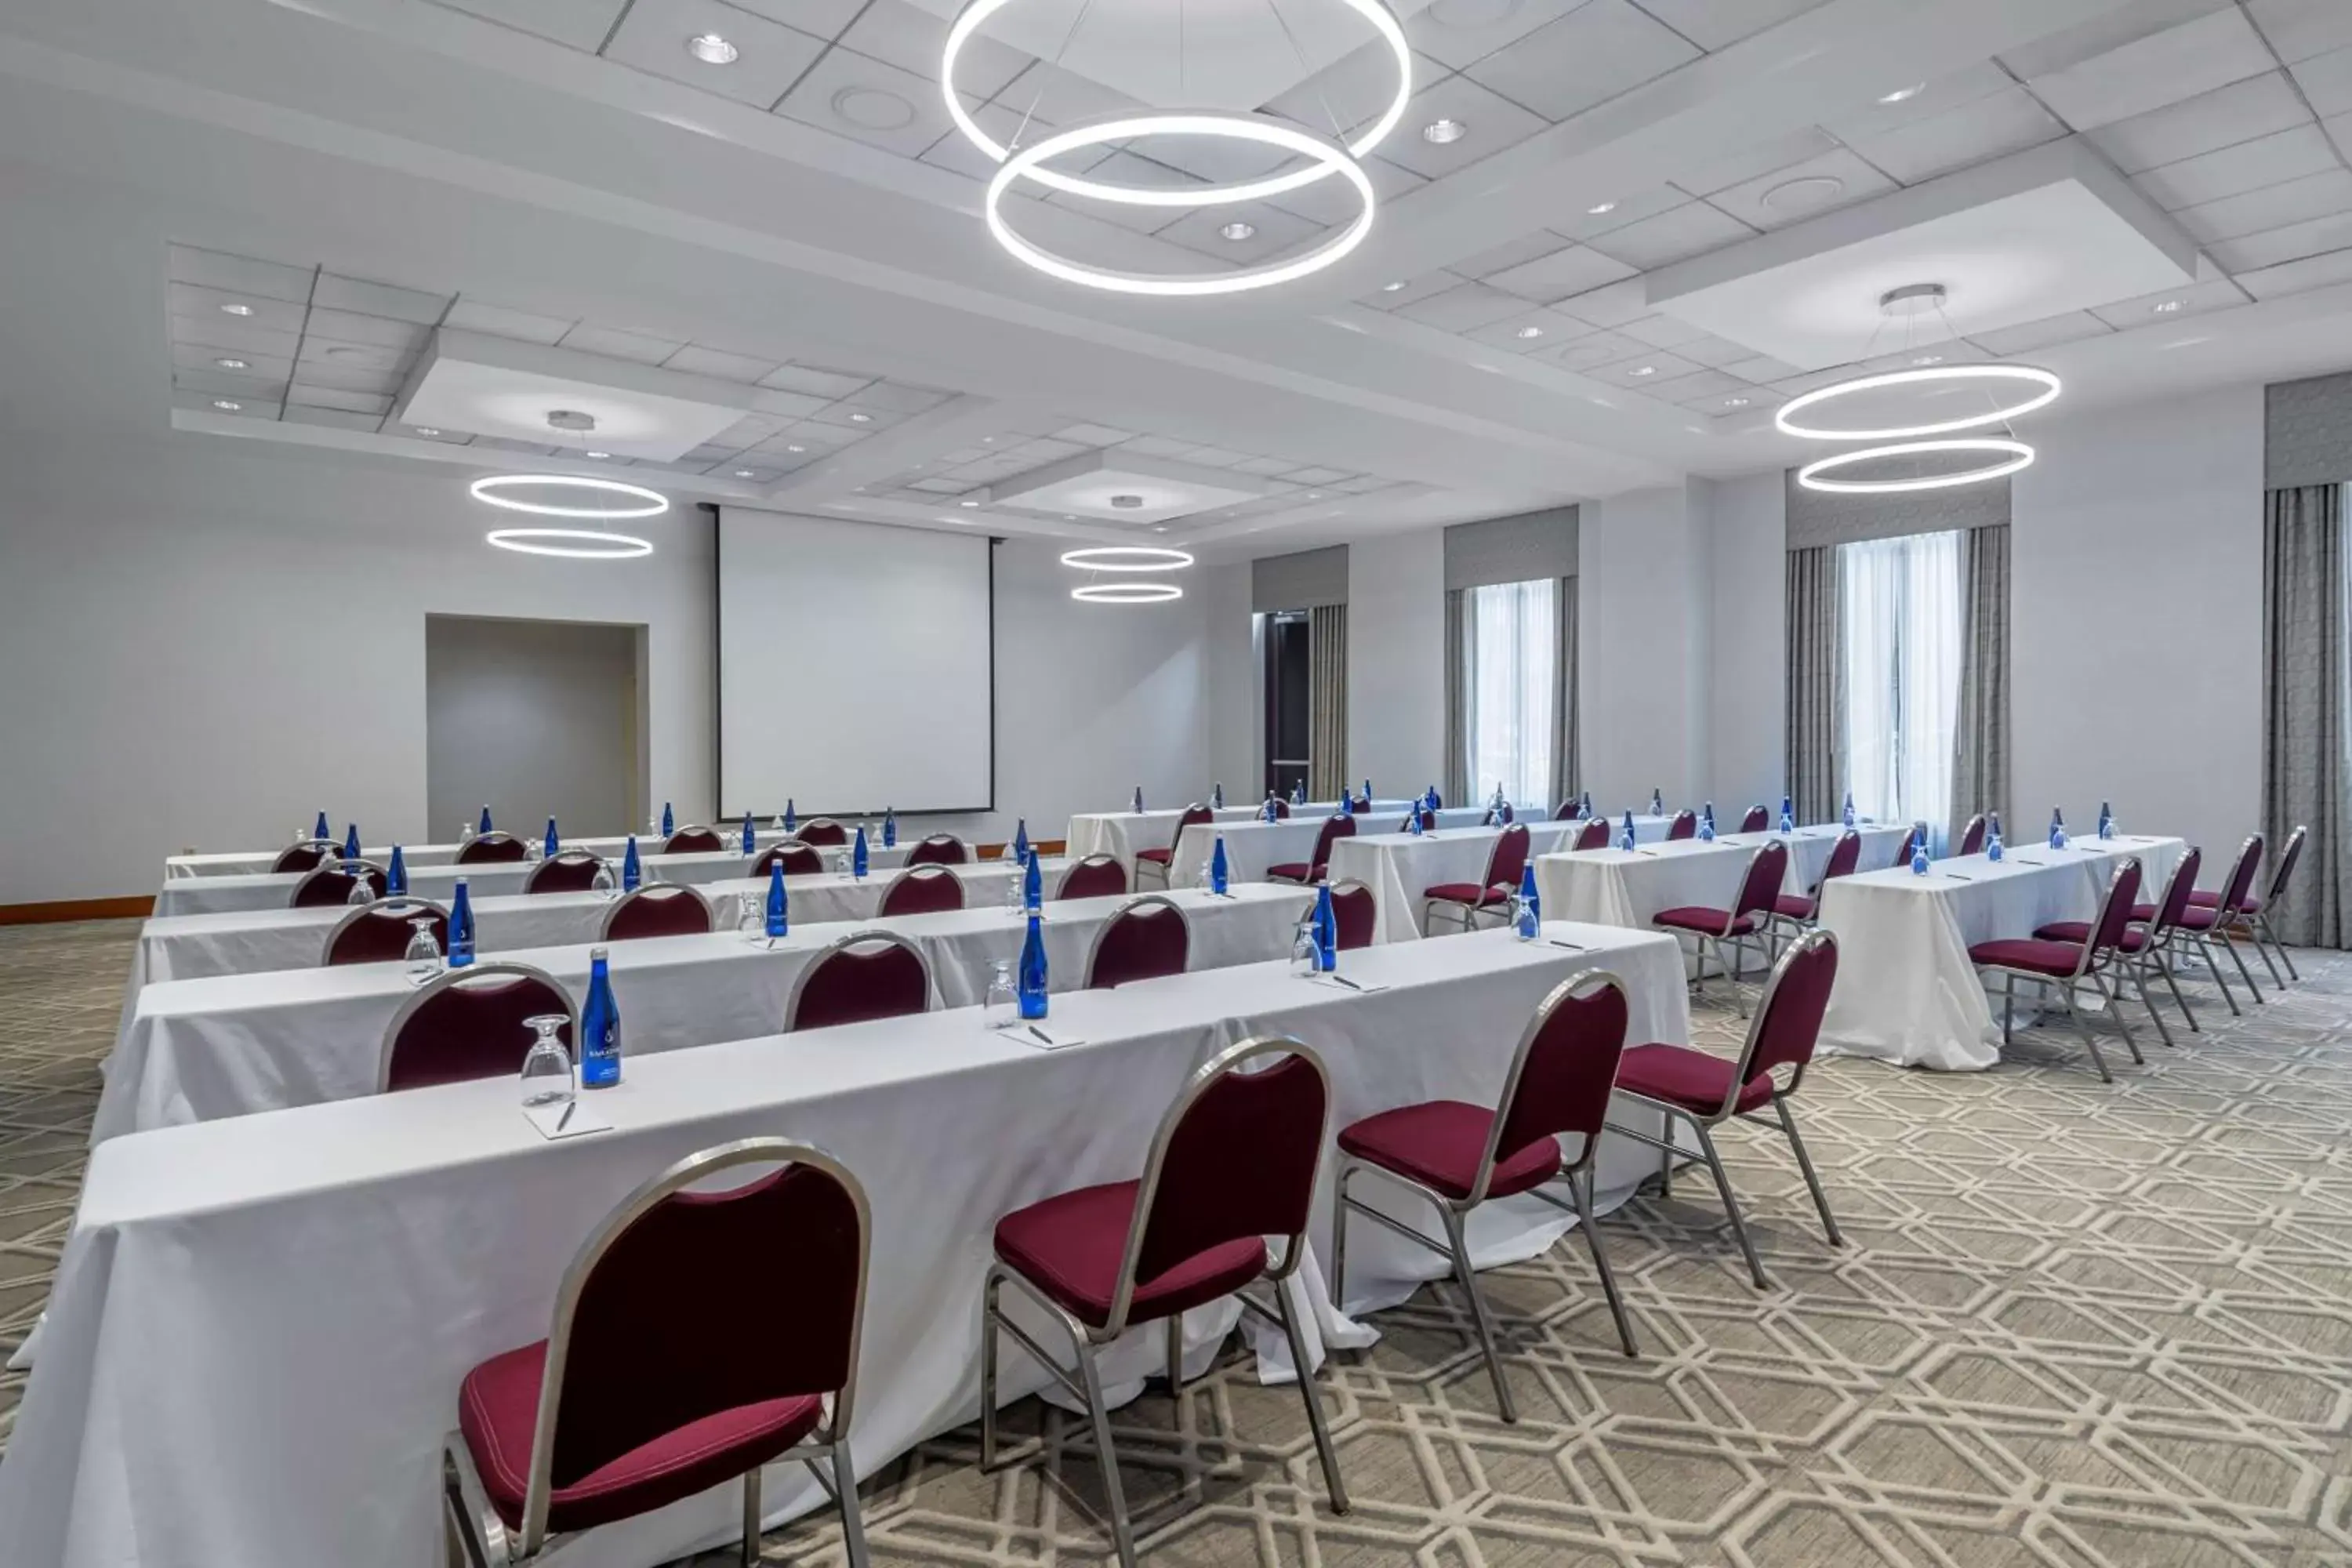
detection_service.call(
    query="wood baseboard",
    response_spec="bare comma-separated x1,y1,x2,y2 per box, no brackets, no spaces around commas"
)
0,895,154,926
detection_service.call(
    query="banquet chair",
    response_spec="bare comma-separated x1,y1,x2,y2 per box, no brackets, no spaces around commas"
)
785,933,931,1032
2190,825,2304,987
1955,814,1987,857
1134,804,1212,891
1605,931,1842,1290
1650,839,1788,1016
1347,795,1369,814
1264,797,1291,819
662,826,725,854
1739,804,1771,833
601,884,714,942
903,833,969,868
1328,879,1377,950
1085,895,1191,989
525,851,605,895
1397,806,1437,833
1334,972,1639,1421
2176,835,2269,1015
441,1138,872,1568
1269,813,1356,886
1552,800,1582,821
1573,817,1611,851
270,839,338,875
1421,823,1532,936
291,860,387,908
1968,858,2146,1082
751,842,826,879
794,818,849,848
2035,847,2203,1048
324,897,448,967
457,832,530,866
379,961,574,1092
1889,824,1925,869
1055,855,1127,901
1666,809,1698,841
1766,828,1860,944
877,865,964,917
980,1038,1347,1568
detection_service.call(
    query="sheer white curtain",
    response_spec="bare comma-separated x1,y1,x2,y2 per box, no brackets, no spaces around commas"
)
1465,578,1556,808
1841,530,1962,840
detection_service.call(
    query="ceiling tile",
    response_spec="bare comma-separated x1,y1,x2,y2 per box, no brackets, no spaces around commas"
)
2088,72,2312,173
172,342,295,380
1482,243,1637,303
1674,332,1757,368
1592,350,1701,386
1395,280,1530,330
2131,125,2343,210
602,0,827,108
2292,45,2352,118
303,310,428,350
1054,423,1134,445
298,337,412,375
2173,169,2352,243
167,281,307,334
724,0,869,42
290,361,406,394
1453,230,1575,278
1617,313,1712,348
2234,244,2352,297
1549,277,1651,326
1530,329,1647,371
2248,0,2352,64
811,401,906,431
779,45,966,157
848,382,954,413
1115,434,1195,457
1460,306,1600,351
287,383,395,415
1842,85,2067,184
1254,38,1397,136
172,366,289,399
1374,74,1548,179
282,405,385,433
1464,0,1699,124
664,344,783,383
1719,353,1805,382
169,315,303,358
432,0,630,50
2085,275,2252,328
840,0,1029,98
166,246,313,303
1155,202,1331,266
1177,445,1252,467
558,323,687,363
1287,466,1355,485
1817,61,2015,145
1628,0,1828,51
313,274,450,324
1686,386,1777,413
1671,126,1840,198
1040,151,1207,234
1704,147,1898,230
1406,0,1591,71
1583,199,1752,268
1997,0,2232,80
442,299,575,343
919,99,1088,180
175,387,281,418
2208,209,2352,270
2023,7,2269,132
1639,366,1748,401
748,387,833,417
1966,310,2114,354
1549,183,1689,241
1269,153,1425,227
993,60,1146,125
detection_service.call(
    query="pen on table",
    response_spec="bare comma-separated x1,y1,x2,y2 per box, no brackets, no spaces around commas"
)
1547,938,1587,951
555,1102,575,1133
1326,973,1366,991
1027,1025,1053,1047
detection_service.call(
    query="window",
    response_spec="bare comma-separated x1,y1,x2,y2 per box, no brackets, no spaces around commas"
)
1840,530,1962,838
1464,577,1556,808
1258,611,1311,800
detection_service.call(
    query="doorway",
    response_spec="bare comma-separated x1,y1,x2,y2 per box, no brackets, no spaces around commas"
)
425,615,646,840
1261,609,1311,800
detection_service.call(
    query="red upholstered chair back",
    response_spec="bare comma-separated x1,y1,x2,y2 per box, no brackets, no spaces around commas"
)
1490,973,1631,1178
1056,854,1127,900
292,862,387,908
1087,896,1191,989
1573,818,1610,851
1265,797,1291,819
525,851,606,894
2089,858,2144,954
1733,930,1839,1094
2216,834,2264,920
380,962,573,1091
1552,800,1581,821
1127,1040,1329,1312
1891,823,1925,868
786,934,931,1032
1666,809,1698,840
1397,807,1437,833
1956,815,1987,857
1307,812,1356,875
543,1143,866,1508
1820,829,1864,887
271,841,335,874
752,842,826,878
661,826,724,854
904,834,969,867
456,832,529,865
1484,822,1532,892
794,818,849,848
1733,840,1790,923
1167,804,1214,854
2265,826,2306,908
1345,796,1369,815
325,898,449,967
601,884,713,942
1327,880,1376,950
879,865,964,917
1739,804,1770,833
2150,846,2203,932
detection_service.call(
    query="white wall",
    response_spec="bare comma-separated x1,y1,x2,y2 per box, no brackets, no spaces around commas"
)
1201,561,1259,799
1708,470,1787,815
425,615,642,838
1346,531,1445,800
1580,481,1715,812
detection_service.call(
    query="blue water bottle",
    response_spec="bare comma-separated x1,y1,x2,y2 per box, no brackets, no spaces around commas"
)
1699,803,1715,841
1987,812,2005,862
883,808,898,848
2098,800,2113,840
764,859,789,938
1780,794,1795,833
1131,785,1145,814
1620,810,1637,851
2049,807,2066,849
1264,795,1279,822
660,801,674,837
1018,913,1049,1019
1312,882,1338,971
741,813,757,855
1407,809,1423,836
1515,863,1541,939
314,809,331,843
1011,818,1030,861
1210,835,1230,895
1291,780,1305,806
852,826,869,879
1363,778,1374,807
1213,781,1225,810
1911,826,1931,877
546,817,561,858
1842,791,1856,829
1023,847,1044,913
478,804,494,836
579,946,621,1088
342,822,361,862
448,877,476,966
387,844,408,895
621,836,641,891
1581,790,1594,818
1651,787,1664,817
783,798,797,833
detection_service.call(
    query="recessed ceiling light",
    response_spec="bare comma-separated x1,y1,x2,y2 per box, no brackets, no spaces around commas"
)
220,303,254,316
211,398,242,411
1628,365,1657,377
1381,280,1406,292
416,426,441,437
213,357,249,369
1911,354,1943,366
686,32,739,64
1724,397,1750,408
1421,118,1466,144
1586,200,1617,215
1878,83,1924,104
1307,492,1321,499
2151,299,2185,314
1220,220,1257,241
733,469,757,478
1515,325,1544,339
848,412,873,423
787,444,806,453
960,499,980,507
584,450,611,459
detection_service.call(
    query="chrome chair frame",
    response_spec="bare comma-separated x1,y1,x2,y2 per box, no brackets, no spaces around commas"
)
598,882,714,941
1979,858,2146,1083
876,863,964,918
522,851,605,895
1602,930,1845,1290
660,826,725,854
904,833,971,867
782,931,934,1032
270,837,342,874
2112,849,2205,1049
1081,894,1193,989
1421,824,1529,936
290,858,387,908
322,895,449,966
2215,824,2305,988
1760,829,1858,953
1268,812,1355,888
1658,840,1786,1018
793,817,849,848
378,960,575,1094
441,1138,872,1568
455,832,529,866
1331,973,1638,1425
978,1037,1347,1568
1134,803,1210,891
1053,853,1127,900
2182,834,2267,1014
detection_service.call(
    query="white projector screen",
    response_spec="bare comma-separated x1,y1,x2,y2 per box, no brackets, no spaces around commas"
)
717,509,994,815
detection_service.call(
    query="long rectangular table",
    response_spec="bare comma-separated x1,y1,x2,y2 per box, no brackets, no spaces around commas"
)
163,826,823,879
1815,833,2187,1070
2,923,1690,1568
98,882,1311,1142
1323,821,1584,941
1534,824,1916,931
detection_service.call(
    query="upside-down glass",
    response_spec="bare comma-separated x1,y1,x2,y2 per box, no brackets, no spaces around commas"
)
518,1014,573,1109
404,917,442,984
1291,918,1319,978
982,959,1018,1029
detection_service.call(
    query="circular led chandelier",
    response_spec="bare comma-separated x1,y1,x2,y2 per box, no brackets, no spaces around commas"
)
1784,285,2060,493
1073,581,1185,603
1061,544,1190,602
470,474,667,559
485,528,658,559
943,0,1407,296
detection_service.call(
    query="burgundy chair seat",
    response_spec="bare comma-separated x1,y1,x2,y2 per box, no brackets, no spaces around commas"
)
1336,1101,1559,1201
1966,937,2085,977
1134,847,1174,866
1424,881,1508,907
1056,855,1127,900
458,1341,825,1534
1266,860,1319,882
1614,1043,1773,1116
526,852,606,895
1653,905,1755,936
1771,893,1816,920
2185,888,2259,913
992,1180,1268,1329
2174,904,2221,931
2034,920,2150,952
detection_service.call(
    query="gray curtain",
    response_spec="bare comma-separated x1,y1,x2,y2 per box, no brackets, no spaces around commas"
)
2263,485,2347,947
1442,588,1468,808
1786,545,1842,823
1308,603,1349,804
1949,524,2011,842
1552,575,1578,808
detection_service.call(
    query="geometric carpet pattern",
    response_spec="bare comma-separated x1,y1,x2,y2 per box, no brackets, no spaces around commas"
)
2,921,2349,1566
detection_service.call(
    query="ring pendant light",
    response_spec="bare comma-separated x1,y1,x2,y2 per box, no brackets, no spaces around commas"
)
1775,364,2063,441
468,474,670,519
1073,581,1185,603
485,528,657,558
1795,438,2035,494
1059,546,1196,572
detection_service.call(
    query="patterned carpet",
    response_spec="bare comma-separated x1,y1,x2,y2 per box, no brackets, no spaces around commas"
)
2,920,2350,1566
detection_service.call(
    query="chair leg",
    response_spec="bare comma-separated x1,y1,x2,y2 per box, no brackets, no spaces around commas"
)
1330,1166,1353,1314
2196,935,2241,1017
1070,1336,1139,1568
1568,1168,1638,1357
2241,916,2285,986
2059,982,2112,1083
1773,1097,1842,1248
2002,973,2015,1045
1436,1205,1517,1423
978,1271,1002,1471
2222,926,2266,1004
830,1443,871,1568
2129,956,2174,1049
1657,1124,1675,1200
2156,945,2200,1034
2092,971,2143,1065
2257,913,2299,982
742,1463,763,1568
1693,1123,1769,1290
1164,1316,1185,1396
1268,1280,1350,1514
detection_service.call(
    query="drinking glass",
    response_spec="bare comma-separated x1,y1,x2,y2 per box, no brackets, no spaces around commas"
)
982,960,1018,1029
740,900,768,944
1004,869,1024,918
1290,919,1320,978
518,1014,574,1109
345,869,375,907
404,917,442,985
590,860,616,900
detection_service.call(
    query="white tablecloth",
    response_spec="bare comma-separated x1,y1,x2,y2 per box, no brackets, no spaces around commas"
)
162,827,830,880
1062,806,1267,872
1323,822,1581,942
1535,824,1916,931
97,883,1314,1143
2,923,1690,1568
1815,834,2187,1070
